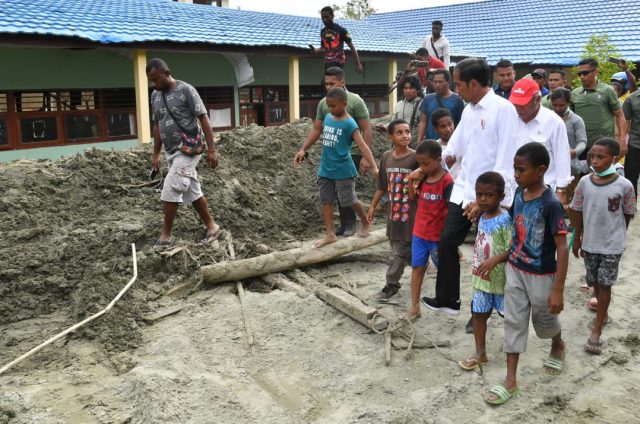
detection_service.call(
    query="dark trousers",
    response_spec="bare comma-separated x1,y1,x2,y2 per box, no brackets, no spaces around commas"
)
435,202,472,303
624,144,640,198
338,154,362,227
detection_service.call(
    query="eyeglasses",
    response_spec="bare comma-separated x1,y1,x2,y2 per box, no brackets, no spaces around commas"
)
577,69,596,77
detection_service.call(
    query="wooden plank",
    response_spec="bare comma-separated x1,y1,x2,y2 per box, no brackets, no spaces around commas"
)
316,287,387,331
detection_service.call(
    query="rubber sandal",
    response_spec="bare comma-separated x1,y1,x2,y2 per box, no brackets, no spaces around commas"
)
484,384,520,405
400,311,422,322
543,354,565,375
588,316,612,330
154,237,174,252
585,338,605,355
458,357,488,371
203,228,223,244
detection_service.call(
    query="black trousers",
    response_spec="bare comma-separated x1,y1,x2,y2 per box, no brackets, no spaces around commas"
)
435,202,472,303
338,154,362,227
624,144,640,198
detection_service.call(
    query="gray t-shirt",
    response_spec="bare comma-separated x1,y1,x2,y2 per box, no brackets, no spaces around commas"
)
151,80,207,152
570,174,636,254
563,110,588,175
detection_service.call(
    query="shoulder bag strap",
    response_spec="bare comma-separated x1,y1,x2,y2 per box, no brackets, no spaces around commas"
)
162,91,198,136
430,38,444,62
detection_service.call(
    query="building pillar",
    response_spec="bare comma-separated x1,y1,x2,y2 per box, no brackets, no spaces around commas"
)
133,49,151,144
388,59,397,116
288,55,300,122
233,84,240,127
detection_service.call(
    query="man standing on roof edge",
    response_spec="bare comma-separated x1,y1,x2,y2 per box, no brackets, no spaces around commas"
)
422,20,450,69
493,59,516,100
147,58,222,251
311,6,363,73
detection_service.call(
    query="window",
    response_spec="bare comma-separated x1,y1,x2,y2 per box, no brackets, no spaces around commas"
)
107,112,136,137
65,115,100,141
20,117,58,143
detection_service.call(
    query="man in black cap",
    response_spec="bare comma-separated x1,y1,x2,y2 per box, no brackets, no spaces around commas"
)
531,68,550,96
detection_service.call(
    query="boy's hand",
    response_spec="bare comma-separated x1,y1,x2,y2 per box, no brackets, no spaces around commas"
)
477,257,499,277
151,154,160,170
370,166,379,178
548,288,564,314
366,207,376,223
408,168,424,181
293,149,306,166
359,159,371,175
572,237,583,258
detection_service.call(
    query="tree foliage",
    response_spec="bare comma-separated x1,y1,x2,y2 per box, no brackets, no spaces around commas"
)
572,33,635,87
331,0,376,20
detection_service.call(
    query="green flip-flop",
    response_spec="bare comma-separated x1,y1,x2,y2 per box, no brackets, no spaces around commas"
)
484,384,520,405
543,355,565,375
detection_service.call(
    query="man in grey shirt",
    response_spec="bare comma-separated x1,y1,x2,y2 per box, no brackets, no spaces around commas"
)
147,58,221,250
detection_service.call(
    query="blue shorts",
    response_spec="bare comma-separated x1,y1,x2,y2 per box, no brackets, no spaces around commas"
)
411,236,439,268
472,290,504,316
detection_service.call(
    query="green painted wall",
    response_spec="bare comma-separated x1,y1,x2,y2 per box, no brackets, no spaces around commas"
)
298,57,390,86
0,47,134,90
0,139,139,163
248,55,290,85
152,51,236,86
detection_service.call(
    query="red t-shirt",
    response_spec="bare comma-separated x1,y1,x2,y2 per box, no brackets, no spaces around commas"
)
413,172,453,241
428,56,446,69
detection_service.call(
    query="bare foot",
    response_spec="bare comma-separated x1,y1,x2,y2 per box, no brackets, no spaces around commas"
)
401,307,421,321
356,222,371,238
314,234,337,248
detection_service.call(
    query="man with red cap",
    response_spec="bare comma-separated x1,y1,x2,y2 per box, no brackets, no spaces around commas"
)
510,78,572,204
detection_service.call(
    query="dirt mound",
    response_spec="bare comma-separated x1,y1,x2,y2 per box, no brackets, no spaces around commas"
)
0,119,389,352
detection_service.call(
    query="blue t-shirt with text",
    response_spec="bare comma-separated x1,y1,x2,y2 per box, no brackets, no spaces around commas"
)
317,115,359,180
508,187,568,274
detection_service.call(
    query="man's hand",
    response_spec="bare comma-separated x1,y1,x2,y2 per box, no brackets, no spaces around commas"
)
444,155,456,169
206,149,219,168
293,149,306,166
406,60,417,71
355,62,364,73
547,287,564,314
572,237,584,258
463,202,481,222
618,59,628,71
151,153,160,170
619,140,628,157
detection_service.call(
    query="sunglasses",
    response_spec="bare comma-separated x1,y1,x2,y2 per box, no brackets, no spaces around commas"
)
577,69,596,77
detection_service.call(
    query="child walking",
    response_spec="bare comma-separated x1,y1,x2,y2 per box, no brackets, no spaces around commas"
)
485,142,569,405
293,87,378,247
367,119,419,300
404,140,453,320
458,172,512,371
570,137,636,355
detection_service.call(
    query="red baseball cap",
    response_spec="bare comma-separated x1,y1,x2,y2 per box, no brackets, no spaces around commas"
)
509,78,540,106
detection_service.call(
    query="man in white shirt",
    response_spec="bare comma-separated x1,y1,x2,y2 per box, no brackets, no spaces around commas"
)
509,78,572,203
421,20,450,69
421,57,519,316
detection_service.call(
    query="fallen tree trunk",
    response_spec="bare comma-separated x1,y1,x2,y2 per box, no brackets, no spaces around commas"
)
198,228,388,285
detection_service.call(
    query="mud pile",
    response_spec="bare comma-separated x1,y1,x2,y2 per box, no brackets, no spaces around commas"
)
0,119,389,352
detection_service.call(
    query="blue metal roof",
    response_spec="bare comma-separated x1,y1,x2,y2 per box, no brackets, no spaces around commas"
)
368,0,640,66
0,0,475,57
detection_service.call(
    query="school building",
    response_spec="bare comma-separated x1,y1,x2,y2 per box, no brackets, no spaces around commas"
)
0,0,479,161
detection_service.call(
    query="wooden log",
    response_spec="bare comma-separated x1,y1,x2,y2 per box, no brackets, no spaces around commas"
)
261,273,309,298
198,228,388,285
316,287,388,331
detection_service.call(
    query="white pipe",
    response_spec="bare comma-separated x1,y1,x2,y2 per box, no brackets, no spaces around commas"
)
0,244,138,376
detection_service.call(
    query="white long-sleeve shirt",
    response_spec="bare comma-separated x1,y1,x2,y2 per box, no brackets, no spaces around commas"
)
516,106,573,190
421,35,450,68
443,89,519,208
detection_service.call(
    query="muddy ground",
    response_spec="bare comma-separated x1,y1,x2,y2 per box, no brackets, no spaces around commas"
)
1,120,639,423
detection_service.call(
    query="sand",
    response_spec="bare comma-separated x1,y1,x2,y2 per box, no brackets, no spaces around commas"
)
1,120,639,423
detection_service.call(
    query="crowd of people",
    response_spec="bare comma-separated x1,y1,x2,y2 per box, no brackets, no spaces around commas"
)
291,9,639,406
144,7,640,407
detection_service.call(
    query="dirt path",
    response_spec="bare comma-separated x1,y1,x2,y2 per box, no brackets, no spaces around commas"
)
2,225,639,423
